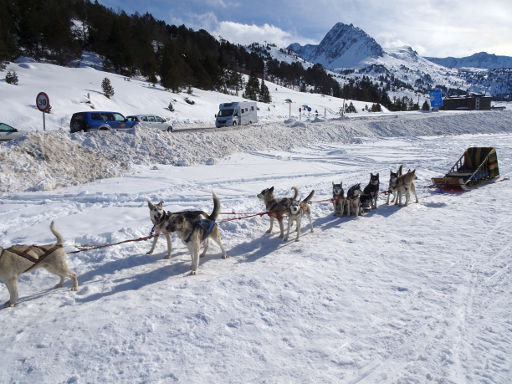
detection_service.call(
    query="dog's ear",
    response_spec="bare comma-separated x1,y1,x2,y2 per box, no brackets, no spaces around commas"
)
157,201,164,208
270,186,274,193
147,200,153,208
376,173,379,177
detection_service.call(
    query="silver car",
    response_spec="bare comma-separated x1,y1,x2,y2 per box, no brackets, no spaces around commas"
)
0,122,24,141
126,114,173,132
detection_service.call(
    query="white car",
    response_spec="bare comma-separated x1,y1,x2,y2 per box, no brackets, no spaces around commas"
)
0,122,24,141
126,115,173,132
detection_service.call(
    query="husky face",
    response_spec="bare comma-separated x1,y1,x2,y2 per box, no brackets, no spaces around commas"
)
332,182,344,198
289,201,301,215
148,201,165,223
257,186,274,201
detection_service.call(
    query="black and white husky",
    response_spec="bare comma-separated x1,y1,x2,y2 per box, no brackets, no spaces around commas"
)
166,191,227,275
146,201,207,259
386,165,403,205
332,182,345,216
346,184,363,217
362,173,380,210
285,190,315,242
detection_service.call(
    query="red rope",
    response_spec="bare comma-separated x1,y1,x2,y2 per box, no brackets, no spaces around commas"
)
69,234,161,254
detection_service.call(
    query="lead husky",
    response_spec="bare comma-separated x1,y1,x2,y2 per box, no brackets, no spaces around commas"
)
395,169,419,206
166,191,227,275
0,221,78,307
146,201,207,259
257,186,299,238
386,164,403,205
285,190,315,242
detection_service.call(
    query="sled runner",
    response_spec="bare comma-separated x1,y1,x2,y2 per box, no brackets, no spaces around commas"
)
431,147,500,192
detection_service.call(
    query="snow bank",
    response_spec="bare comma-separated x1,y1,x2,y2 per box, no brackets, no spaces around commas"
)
1,110,511,193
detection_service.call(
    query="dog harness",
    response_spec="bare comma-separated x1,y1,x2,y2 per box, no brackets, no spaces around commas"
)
5,244,63,273
184,219,215,243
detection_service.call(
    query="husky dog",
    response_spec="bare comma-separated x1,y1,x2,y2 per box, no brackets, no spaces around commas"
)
386,164,403,205
395,169,419,206
257,186,299,238
346,184,363,217
362,173,380,210
146,201,207,259
332,182,346,216
166,191,227,275
285,190,315,242
0,221,78,307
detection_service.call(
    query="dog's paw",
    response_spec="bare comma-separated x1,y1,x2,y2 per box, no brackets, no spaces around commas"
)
163,255,171,259
265,229,272,234
190,270,197,276
71,286,78,292
4,300,15,308
294,238,300,242
146,251,153,255
222,254,227,259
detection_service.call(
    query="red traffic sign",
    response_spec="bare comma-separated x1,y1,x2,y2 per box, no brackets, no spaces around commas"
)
36,92,50,112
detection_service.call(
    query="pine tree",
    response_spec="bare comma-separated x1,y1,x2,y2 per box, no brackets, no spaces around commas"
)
101,77,114,98
421,100,430,111
260,79,271,103
346,102,357,113
371,103,382,112
5,70,18,85
244,72,259,101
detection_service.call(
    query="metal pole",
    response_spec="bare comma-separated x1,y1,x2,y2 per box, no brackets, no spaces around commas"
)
43,111,46,131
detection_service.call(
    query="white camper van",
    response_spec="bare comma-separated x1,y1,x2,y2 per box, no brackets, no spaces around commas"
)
215,101,257,128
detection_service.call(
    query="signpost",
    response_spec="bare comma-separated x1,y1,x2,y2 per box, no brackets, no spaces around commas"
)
429,89,443,110
36,92,50,131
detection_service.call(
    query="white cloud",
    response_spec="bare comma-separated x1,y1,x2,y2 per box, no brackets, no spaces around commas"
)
213,21,296,46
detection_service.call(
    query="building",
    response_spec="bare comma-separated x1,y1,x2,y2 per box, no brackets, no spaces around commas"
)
442,93,492,110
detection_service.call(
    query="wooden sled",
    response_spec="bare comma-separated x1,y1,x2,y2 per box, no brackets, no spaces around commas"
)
431,147,500,192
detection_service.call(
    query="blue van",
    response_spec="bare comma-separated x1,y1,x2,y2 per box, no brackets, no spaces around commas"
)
70,111,139,133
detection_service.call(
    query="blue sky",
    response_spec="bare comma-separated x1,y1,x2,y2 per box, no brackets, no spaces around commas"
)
98,0,512,57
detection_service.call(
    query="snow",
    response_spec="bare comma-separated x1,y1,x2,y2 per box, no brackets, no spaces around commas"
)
0,56,387,134
1,59,512,383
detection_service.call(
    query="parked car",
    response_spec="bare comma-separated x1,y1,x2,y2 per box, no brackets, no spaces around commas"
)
126,114,173,132
0,122,24,141
69,111,139,133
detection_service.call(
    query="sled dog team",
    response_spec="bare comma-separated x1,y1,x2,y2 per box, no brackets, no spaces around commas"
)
0,165,418,307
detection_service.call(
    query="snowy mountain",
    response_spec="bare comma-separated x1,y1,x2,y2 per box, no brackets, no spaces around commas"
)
285,23,512,100
288,23,384,69
425,51,512,69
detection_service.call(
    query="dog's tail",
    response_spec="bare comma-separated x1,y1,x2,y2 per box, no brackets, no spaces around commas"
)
397,164,403,176
302,190,315,204
209,190,221,221
50,221,64,245
290,186,299,200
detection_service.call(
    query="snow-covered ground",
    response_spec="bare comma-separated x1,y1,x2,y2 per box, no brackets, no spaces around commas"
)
1,112,512,383
1,58,512,383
